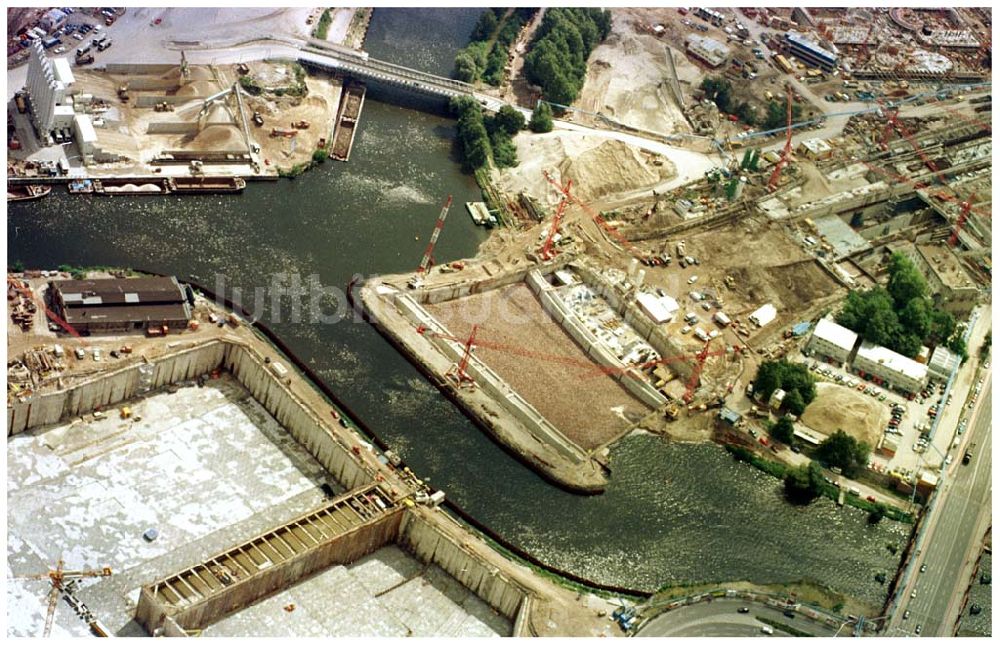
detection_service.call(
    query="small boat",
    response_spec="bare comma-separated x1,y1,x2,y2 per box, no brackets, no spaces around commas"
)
68,179,95,194
7,184,51,202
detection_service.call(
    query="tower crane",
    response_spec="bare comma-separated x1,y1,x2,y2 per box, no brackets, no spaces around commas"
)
539,179,571,261
766,84,794,192
417,195,454,274
7,277,82,339
11,560,113,637
542,171,651,263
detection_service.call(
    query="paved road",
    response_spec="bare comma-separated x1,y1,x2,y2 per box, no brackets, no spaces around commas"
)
637,599,837,637
891,375,992,636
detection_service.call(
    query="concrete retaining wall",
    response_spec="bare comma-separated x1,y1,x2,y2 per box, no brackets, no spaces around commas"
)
105,63,177,75
399,510,529,623
526,270,666,409
392,293,584,464
146,122,200,135
126,79,182,91
7,341,227,436
572,263,692,382
222,343,375,491
135,95,205,107
416,258,572,305
136,508,404,632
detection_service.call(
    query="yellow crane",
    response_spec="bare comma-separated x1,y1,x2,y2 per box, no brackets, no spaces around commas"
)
11,560,113,637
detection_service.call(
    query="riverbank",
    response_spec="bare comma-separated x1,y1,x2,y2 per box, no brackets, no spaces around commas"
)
724,444,915,524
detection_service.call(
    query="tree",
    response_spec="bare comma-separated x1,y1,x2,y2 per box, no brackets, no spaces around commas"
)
523,8,611,104
771,417,795,444
471,10,498,41
489,130,518,167
312,149,327,164
784,390,806,417
493,105,525,135
868,502,887,524
529,101,554,133
887,252,928,308
785,461,823,503
701,76,733,113
453,52,479,83
947,332,969,361
899,298,931,341
928,309,956,346
815,430,870,478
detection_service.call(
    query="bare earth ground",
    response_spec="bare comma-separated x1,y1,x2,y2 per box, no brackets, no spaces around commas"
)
496,131,675,207
425,283,649,450
575,9,691,135
801,382,887,448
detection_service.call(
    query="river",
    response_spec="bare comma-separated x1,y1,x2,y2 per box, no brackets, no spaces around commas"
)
6,7,907,608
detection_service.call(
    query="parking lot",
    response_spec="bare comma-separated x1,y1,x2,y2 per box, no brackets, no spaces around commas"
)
800,356,961,481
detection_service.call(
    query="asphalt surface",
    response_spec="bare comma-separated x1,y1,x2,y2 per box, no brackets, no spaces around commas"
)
892,375,992,637
637,599,838,637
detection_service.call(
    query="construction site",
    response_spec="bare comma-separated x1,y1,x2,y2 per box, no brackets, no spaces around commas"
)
6,269,633,638
358,4,992,495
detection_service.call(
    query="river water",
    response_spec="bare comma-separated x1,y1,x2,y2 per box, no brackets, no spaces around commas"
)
7,8,907,608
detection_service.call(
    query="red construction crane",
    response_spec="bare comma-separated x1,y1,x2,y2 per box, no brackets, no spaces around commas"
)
416,323,730,403
539,179,571,261
7,277,82,339
444,324,479,387
949,193,976,248
542,170,651,263
767,84,794,192
879,106,948,183
683,340,725,403
416,195,453,274
11,560,112,637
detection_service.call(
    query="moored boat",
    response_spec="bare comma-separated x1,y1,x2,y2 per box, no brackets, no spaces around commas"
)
7,184,52,202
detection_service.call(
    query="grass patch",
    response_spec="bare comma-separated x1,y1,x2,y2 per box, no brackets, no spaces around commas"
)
277,162,311,178
313,8,332,40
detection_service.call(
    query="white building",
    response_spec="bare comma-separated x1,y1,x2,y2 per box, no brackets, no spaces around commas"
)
24,41,75,140
40,8,68,32
798,138,832,160
806,317,858,365
73,114,98,157
769,388,786,411
749,303,777,327
852,342,928,394
636,292,679,324
686,34,730,68
927,346,962,382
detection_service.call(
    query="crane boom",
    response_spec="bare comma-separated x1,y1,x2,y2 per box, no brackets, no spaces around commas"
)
540,180,571,260
417,195,453,273
767,85,794,192
7,278,82,339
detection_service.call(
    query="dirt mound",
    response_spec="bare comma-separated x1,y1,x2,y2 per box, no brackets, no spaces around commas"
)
497,131,674,205
801,382,886,448
188,124,245,151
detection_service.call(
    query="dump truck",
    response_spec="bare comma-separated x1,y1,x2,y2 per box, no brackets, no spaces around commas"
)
270,128,296,138
291,120,310,129
76,54,94,65
252,111,264,127
117,85,129,102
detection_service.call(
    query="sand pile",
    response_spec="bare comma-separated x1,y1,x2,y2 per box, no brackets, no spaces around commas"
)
189,124,245,151
497,131,675,205
800,382,886,448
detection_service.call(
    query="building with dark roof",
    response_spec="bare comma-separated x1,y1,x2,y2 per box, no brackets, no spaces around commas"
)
49,276,192,334
784,31,838,71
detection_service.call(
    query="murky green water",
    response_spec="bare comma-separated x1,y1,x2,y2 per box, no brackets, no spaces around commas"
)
6,8,907,608
959,553,992,636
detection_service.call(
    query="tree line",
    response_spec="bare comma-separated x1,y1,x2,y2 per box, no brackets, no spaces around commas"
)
837,252,966,359
449,97,525,172
523,8,611,106
752,359,817,416
454,8,537,87
700,77,801,130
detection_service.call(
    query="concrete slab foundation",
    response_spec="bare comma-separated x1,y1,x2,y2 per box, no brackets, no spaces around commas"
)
6,376,336,637
200,545,511,637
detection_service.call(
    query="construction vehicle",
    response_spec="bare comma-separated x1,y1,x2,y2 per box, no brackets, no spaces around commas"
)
153,102,174,112
116,85,129,102
189,160,203,175
270,128,296,138
317,137,327,149
76,54,94,66
291,120,310,129
15,92,27,113
252,111,264,127
235,62,250,76
767,84,794,192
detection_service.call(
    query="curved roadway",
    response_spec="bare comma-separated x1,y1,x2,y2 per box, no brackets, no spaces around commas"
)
637,599,839,637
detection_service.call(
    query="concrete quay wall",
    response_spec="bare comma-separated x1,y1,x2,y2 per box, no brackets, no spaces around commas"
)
399,509,530,624
526,270,667,409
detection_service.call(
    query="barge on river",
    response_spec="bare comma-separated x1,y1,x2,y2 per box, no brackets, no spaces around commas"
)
7,184,51,202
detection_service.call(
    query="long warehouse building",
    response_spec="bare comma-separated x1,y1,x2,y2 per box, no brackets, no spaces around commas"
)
49,276,192,334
